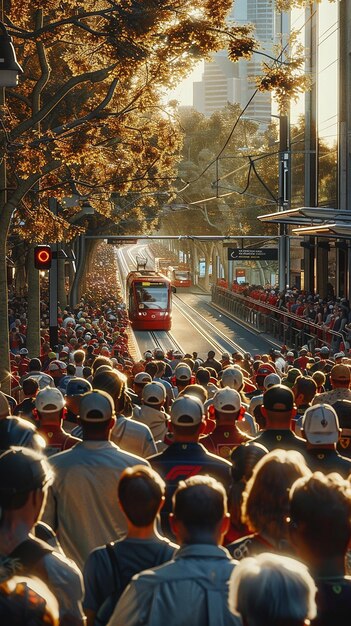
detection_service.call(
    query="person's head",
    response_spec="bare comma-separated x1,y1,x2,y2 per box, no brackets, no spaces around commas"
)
0,391,10,419
207,350,216,360
311,370,326,390
178,384,208,404
289,472,351,568
78,389,116,440
229,552,317,626
64,377,92,416
141,381,166,410
262,385,296,429
35,387,65,424
293,376,317,407
72,350,85,366
144,361,158,378
65,363,76,377
118,465,165,528
213,387,241,422
174,363,192,391
93,369,125,410
319,346,330,360
155,360,166,378
283,368,302,389
255,364,276,390
91,356,113,376
19,378,38,405
220,367,244,392
195,367,210,387
302,404,340,449
221,352,231,365
132,372,153,398
0,448,53,529
170,475,229,545
242,450,311,546
170,394,205,441
330,364,351,389
28,358,42,373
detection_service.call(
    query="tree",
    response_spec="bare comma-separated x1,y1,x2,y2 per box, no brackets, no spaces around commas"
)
1,0,250,390
164,105,279,237
2,0,312,391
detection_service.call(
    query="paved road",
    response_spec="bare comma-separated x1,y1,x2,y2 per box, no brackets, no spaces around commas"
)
116,244,279,359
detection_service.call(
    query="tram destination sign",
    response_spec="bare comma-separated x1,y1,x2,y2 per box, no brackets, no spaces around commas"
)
227,248,278,261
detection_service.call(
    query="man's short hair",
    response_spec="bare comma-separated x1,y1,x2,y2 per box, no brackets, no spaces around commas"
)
293,376,317,404
118,465,165,527
229,552,317,626
73,350,85,364
145,361,158,378
22,377,39,396
289,472,351,558
196,368,210,386
173,475,227,536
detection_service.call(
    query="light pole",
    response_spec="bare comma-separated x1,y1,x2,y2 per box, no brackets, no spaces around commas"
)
0,21,23,393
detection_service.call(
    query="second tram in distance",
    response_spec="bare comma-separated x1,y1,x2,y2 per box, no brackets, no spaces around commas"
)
126,269,174,330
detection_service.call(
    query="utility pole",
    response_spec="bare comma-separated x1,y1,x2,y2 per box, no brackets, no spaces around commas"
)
278,114,290,290
49,197,59,349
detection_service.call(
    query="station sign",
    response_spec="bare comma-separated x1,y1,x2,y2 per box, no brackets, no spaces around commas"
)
227,248,278,261
107,238,138,245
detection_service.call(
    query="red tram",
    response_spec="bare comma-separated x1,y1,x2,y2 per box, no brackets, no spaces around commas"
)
167,266,192,288
126,270,174,330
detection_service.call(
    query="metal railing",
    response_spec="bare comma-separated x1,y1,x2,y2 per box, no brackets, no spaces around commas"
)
211,286,344,352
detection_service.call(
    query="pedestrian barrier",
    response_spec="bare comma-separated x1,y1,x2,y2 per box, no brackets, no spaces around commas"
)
211,286,344,352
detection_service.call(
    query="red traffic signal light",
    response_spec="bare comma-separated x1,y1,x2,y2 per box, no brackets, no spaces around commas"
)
34,245,52,270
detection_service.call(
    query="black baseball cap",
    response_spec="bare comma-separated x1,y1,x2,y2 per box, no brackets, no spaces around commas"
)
0,448,53,496
263,385,295,412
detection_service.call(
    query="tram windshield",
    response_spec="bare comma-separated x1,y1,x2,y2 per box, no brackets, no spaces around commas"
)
135,281,169,310
174,271,190,281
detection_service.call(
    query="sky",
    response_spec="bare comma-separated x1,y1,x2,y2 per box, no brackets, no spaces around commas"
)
166,62,203,106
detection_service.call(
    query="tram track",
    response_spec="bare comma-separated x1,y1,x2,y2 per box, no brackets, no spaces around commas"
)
173,295,245,356
117,246,184,357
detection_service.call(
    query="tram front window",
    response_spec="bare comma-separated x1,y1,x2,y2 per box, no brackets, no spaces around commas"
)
175,271,190,281
135,282,168,310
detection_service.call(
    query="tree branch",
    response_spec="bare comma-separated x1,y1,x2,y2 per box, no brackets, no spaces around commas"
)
10,64,118,141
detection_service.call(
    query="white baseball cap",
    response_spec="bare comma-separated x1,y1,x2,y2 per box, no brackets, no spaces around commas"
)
264,373,281,390
79,389,115,422
35,387,65,413
175,363,192,381
302,404,340,445
171,395,204,426
134,372,152,385
142,382,166,405
221,367,243,390
213,387,241,413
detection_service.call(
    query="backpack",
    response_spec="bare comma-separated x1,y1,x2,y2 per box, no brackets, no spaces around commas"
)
95,541,172,626
8,537,54,582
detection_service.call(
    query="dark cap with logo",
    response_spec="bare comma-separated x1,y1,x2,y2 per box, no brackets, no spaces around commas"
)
0,448,53,496
263,385,295,412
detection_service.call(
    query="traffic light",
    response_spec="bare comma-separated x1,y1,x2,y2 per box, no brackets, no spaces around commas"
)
34,245,52,270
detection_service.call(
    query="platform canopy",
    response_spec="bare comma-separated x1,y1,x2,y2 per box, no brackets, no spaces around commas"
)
258,207,351,238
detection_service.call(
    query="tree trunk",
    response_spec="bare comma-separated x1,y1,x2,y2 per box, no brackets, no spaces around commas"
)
26,245,41,358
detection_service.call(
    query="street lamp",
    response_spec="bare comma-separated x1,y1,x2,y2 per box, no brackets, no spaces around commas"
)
0,22,23,87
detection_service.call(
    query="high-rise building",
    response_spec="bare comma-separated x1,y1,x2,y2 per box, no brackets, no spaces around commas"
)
193,0,275,125
259,1,351,299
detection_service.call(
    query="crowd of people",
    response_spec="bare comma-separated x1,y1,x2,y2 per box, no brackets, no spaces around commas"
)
2,333,351,623
1,246,351,624
217,280,351,353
